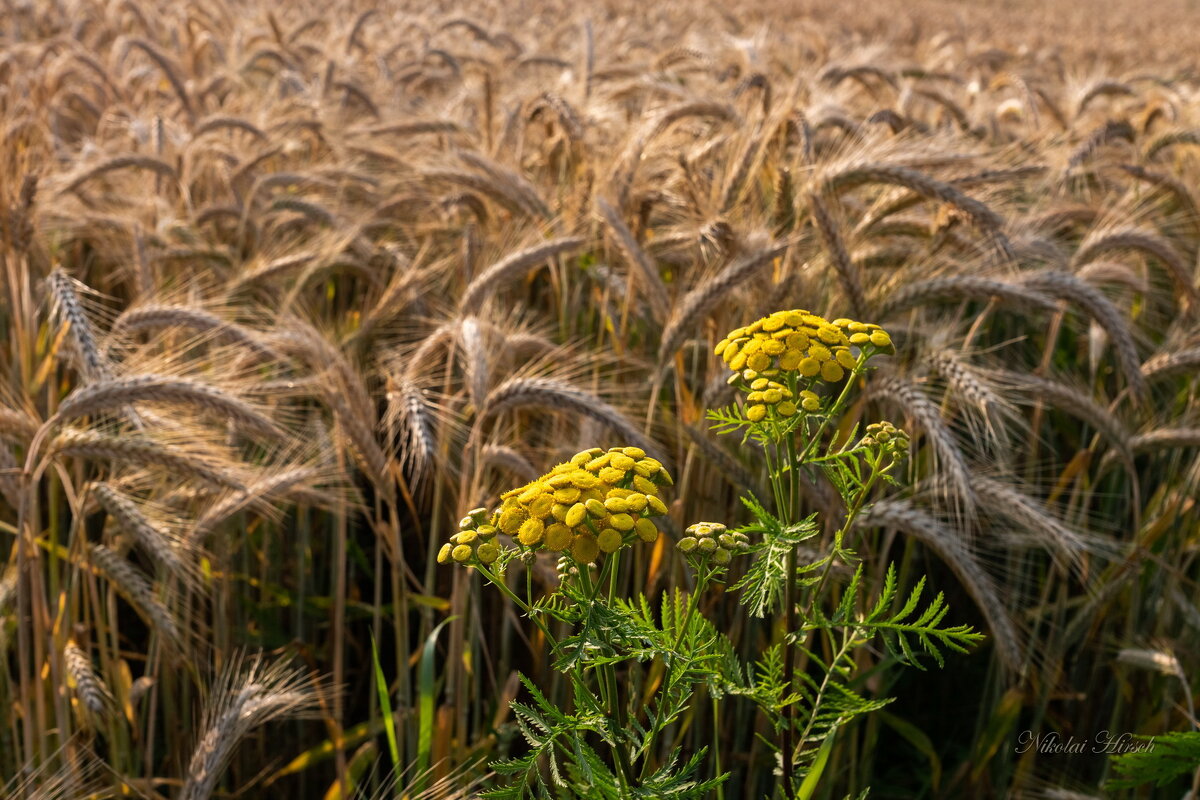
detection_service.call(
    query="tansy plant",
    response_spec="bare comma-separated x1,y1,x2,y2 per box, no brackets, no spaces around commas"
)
439,309,982,799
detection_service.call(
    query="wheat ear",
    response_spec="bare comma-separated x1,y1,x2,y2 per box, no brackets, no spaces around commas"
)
50,428,244,490
54,375,284,441
459,237,585,314
481,376,654,456
596,197,670,320
808,192,867,317
47,269,109,382
657,241,788,363
110,305,278,361
87,543,182,647
180,654,321,800
1020,271,1148,402
871,374,977,519
1073,227,1199,310
93,483,193,584
64,639,113,716
880,275,1058,317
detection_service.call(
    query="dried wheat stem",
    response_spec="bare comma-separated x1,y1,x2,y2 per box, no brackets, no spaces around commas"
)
596,197,669,320
808,192,867,317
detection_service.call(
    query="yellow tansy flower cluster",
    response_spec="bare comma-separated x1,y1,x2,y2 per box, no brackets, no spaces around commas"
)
676,522,751,565
438,446,672,567
714,309,892,385
440,507,500,564
860,421,910,454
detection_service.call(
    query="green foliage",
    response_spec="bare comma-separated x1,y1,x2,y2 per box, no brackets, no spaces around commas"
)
730,494,820,618
812,565,985,670
1105,731,1200,790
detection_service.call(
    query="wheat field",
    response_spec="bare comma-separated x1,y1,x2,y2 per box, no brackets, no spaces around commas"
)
2,0,1199,797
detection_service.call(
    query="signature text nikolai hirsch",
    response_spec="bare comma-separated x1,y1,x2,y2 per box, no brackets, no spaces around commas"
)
1015,730,1155,755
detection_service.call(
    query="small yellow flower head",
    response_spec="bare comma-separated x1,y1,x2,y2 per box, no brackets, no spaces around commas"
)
437,543,453,564
820,362,844,383
518,518,545,546
572,534,600,563
451,544,473,562
498,506,526,535
476,542,500,564
747,404,767,422
565,503,587,527
610,513,635,531
604,497,630,514
597,528,623,553
631,475,658,494
635,517,658,542
545,523,573,551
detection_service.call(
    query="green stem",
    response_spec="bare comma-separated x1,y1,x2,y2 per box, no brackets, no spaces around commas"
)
801,457,888,625
711,692,725,800
778,359,868,795
671,563,710,652
474,563,558,649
